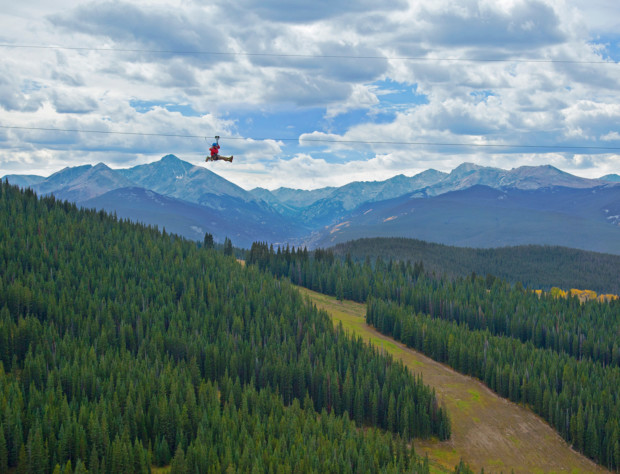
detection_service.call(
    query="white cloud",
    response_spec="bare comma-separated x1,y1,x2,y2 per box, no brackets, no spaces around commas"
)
1,0,619,187
601,131,620,142
325,84,380,118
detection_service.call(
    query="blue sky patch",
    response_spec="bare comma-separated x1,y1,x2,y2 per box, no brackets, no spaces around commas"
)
234,107,327,141
130,100,200,117
470,90,495,102
589,35,620,62
371,79,429,110
326,109,396,134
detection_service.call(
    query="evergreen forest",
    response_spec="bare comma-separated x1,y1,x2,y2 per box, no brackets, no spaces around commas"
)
331,237,620,294
247,242,620,471
0,182,455,473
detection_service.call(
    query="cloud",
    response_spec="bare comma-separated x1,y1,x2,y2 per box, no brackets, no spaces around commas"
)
562,101,620,142
601,131,620,142
232,0,407,23
256,153,415,190
49,2,227,59
51,90,98,114
417,0,566,49
1,0,619,188
325,84,380,118
244,41,389,84
0,63,45,112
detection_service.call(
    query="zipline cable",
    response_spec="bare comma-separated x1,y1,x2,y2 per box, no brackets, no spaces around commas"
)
2,124,620,151
0,43,617,65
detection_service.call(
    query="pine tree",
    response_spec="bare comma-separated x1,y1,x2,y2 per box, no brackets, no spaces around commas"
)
0,428,7,472
203,232,214,249
387,394,396,433
170,445,188,474
223,237,233,256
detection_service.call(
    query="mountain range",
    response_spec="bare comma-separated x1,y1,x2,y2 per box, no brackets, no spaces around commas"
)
3,156,620,252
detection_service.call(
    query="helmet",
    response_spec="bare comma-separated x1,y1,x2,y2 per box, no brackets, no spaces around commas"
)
212,143,217,146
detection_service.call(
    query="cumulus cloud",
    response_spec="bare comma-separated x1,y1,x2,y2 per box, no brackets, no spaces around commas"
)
49,2,227,60
417,0,566,49
232,0,407,23
51,90,98,114
0,63,45,112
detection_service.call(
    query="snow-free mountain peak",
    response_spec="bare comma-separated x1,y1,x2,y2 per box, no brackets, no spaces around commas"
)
118,155,258,206
35,164,93,195
452,162,486,173
503,164,603,189
52,162,136,202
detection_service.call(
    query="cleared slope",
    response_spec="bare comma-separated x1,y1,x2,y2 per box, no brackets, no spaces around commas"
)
297,286,608,474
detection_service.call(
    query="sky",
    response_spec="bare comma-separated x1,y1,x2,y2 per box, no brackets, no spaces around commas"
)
0,0,619,190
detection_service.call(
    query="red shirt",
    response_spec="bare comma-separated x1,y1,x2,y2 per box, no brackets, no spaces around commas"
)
210,144,220,156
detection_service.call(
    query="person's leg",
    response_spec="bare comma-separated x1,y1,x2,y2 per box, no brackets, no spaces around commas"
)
208,155,233,162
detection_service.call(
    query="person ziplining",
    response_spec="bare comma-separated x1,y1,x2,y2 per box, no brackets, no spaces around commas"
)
205,136,233,162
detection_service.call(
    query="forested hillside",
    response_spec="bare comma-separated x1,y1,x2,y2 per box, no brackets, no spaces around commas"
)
331,237,620,294
248,243,620,471
0,182,452,473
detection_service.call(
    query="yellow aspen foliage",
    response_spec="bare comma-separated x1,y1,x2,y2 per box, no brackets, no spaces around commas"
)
549,287,567,298
570,289,599,303
547,287,617,303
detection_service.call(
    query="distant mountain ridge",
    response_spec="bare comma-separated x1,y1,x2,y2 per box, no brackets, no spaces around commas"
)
81,186,299,244
249,163,606,227
251,163,603,205
1,174,45,188
3,157,619,253
309,184,620,254
3,155,308,247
